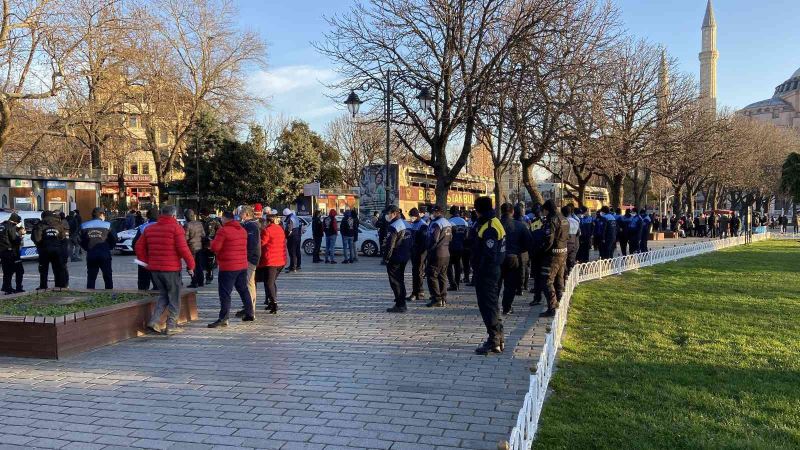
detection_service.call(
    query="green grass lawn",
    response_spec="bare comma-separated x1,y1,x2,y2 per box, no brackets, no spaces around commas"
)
0,291,151,317
534,240,800,450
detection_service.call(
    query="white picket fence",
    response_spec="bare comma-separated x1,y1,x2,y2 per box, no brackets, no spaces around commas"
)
504,232,772,450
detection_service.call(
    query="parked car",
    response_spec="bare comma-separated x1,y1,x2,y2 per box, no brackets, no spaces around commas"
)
299,216,380,257
115,218,185,254
0,211,42,260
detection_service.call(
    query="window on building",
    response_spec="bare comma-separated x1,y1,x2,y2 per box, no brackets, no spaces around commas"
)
160,128,169,144
129,115,138,128
773,111,780,119
141,162,150,175
129,163,139,175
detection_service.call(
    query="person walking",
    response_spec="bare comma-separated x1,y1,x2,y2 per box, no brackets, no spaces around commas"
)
499,203,530,316
0,213,24,294
406,208,428,302
184,209,206,288
340,210,357,264
283,208,302,272
237,206,262,316
447,206,467,291
80,207,117,289
539,200,569,318
208,211,254,327
322,209,338,264
135,205,195,335
472,196,506,355
32,211,69,289
425,205,451,308
257,209,286,314
311,210,323,263
383,206,412,313
132,208,159,290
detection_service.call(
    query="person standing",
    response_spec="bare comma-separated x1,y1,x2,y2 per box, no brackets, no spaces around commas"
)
257,209,286,314
462,210,476,285
425,205,451,308
135,205,195,335
708,212,716,238
340,210,357,264
184,209,206,288
528,205,545,304
322,209,338,264
447,206,467,291
730,212,741,237
208,211,254,327
499,203,530,316
406,208,428,302
32,211,69,289
617,209,630,256
627,209,642,254
514,205,530,295
383,206,412,313
639,209,652,252
0,213,24,294
200,208,221,283
283,208,302,272
67,210,82,262
539,200,569,318
577,207,593,263
234,206,261,317
80,207,117,289
472,196,506,355
132,208,159,290
599,206,617,259
311,210,324,263
562,205,580,276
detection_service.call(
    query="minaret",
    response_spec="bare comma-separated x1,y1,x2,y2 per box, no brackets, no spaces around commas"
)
658,49,670,120
699,0,718,115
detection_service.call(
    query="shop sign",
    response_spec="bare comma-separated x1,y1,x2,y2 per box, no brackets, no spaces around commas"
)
10,179,32,188
75,182,96,190
45,181,68,189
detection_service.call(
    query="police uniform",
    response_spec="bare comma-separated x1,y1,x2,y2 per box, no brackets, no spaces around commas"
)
32,213,69,289
284,213,302,271
426,217,452,306
462,217,474,284
577,214,594,263
447,214,468,290
566,213,580,275
600,213,617,259
408,217,429,300
383,218,412,310
499,215,531,314
618,212,630,256
640,213,652,252
80,217,118,289
539,212,569,314
0,217,24,294
528,216,545,304
472,214,506,348
627,213,642,254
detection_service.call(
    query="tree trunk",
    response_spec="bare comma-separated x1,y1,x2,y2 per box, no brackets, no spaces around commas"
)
576,179,588,208
522,163,543,205
672,184,682,216
117,173,127,214
609,174,624,209
434,170,451,210
493,166,505,215
687,187,696,217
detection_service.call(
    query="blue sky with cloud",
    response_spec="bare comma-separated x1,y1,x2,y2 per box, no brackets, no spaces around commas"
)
239,0,800,133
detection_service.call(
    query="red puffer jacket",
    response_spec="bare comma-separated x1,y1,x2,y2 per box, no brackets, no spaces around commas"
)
210,220,248,271
135,216,195,271
258,223,287,268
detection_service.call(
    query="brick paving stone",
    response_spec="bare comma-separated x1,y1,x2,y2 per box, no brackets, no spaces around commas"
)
0,252,620,448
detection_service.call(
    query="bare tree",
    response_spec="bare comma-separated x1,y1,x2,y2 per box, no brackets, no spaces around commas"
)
327,115,388,188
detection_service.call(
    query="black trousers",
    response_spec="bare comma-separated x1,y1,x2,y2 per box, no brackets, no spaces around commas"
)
387,260,407,307
138,265,153,290
203,248,216,277
1,250,23,292
541,254,567,311
259,266,281,305
86,256,113,289
628,236,640,254
447,249,463,288
618,237,628,256
530,255,543,304
287,236,301,270
410,250,427,297
475,266,503,345
38,248,67,289
427,256,449,302
500,254,520,313
191,251,205,286
566,238,578,276
640,237,649,253
577,240,591,263
462,249,471,282
519,251,529,291
218,269,253,320
312,236,323,261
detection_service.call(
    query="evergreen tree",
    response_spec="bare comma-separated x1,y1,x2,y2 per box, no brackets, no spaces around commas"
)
273,121,322,204
780,152,800,204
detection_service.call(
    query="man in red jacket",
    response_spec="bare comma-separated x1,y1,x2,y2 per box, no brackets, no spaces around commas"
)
135,205,195,335
208,211,254,327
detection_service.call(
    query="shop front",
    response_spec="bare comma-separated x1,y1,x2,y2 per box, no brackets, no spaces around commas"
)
45,181,69,212
8,179,36,211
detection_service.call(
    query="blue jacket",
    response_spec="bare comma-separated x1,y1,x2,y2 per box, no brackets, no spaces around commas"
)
449,215,468,252
242,219,262,266
383,218,412,264
427,217,452,259
80,219,117,259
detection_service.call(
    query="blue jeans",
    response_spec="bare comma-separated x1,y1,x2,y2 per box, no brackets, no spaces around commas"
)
217,270,253,320
325,235,337,262
342,236,355,262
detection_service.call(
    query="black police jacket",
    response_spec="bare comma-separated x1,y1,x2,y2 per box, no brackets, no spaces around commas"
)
0,221,22,253
312,216,323,238
383,218,412,264
471,215,506,272
541,213,569,256
79,219,118,259
32,215,67,251
501,216,531,256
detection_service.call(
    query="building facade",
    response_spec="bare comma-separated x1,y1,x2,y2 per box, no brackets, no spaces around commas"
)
738,68,800,129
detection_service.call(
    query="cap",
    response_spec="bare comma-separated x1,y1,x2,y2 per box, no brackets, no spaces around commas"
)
282,208,292,216
253,203,263,213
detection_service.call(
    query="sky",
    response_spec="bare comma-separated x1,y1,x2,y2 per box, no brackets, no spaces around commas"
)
239,0,800,133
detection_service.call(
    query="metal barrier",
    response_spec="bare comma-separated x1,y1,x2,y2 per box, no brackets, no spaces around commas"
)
503,233,771,450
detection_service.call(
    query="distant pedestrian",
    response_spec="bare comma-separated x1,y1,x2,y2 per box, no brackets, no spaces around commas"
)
0,213,25,294
200,208,221,283
257,209,286,314
323,209,338,264
208,211,254,327
238,205,262,315
135,205,195,335
311,210,323,263
184,209,206,288
283,208,302,272
67,210,82,261
340,210,357,263
80,207,117,289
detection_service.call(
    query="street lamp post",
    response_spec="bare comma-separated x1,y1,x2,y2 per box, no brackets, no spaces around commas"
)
344,70,434,209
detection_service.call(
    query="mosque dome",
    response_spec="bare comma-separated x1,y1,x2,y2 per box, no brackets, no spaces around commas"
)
773,67,800,97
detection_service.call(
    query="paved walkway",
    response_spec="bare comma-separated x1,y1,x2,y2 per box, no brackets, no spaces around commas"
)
0,237,711,450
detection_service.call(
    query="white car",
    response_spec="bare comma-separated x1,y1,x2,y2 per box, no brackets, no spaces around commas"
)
115,218,185,253
299,216,380,257
0,211,43,260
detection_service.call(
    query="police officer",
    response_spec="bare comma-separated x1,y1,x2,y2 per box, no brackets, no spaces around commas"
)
464,210,478,286
539,200,569,318
472,196,506,355
618,209,631,256
599,206,617,259
528,205,546,306
426,206,452,307
383,206,412,313
133,208,159,290
406,208,428,302
577,206,593,263
0,213,24,294
80,207,118,289
562,204,580,276
499,203,530,316
447,206,467,291
627,209,643,254
640,209,652,252
514,204,530,295
283,208,302,272
32,211,69,289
